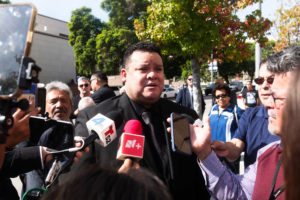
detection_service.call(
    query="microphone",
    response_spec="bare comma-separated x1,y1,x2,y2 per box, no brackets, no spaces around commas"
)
84,110,122,148
116,120,145,160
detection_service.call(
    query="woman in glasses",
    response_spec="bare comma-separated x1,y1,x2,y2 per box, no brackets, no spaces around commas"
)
208,83,244,173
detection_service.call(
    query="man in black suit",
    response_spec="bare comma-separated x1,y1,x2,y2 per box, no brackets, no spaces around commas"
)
90,71,116,104
74,42,210,200
176,74,206,114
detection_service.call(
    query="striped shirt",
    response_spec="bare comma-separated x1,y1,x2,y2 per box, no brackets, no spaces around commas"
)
198,140,282,200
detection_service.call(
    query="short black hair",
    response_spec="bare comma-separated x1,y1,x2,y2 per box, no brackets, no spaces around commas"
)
122,41,162,68
92,71,108,83
42,164,172,200
212,83,231,98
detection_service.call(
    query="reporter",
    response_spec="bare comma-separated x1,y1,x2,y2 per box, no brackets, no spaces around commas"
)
1,140,89,178
0,104,40,200
0,103,40,169
1,146,43,178
42,165,171,200
6,107,40,148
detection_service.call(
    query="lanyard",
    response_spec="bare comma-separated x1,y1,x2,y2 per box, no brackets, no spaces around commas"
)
269,157,285,200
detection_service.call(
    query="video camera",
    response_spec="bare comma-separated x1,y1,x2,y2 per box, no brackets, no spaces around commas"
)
0,4,37,139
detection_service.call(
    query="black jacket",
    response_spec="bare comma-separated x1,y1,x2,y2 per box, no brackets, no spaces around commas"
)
74,94,210,200
176,87,206,114
91,84,116,104
1,146,42,178
0,146,42,200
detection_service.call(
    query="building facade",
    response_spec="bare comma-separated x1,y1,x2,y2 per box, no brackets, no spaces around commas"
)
30,14,76,84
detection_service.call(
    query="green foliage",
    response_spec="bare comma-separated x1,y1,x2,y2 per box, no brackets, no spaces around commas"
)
180,60,211,82
0,0,10,4
134,0,272,80
101,0,149,29
180,60,192,80
262,40,276,58
94,0,150,75
96,27,138,74
135,0,220,57
68,7,104,75
232,41,276,81
162,55,186,79
274,1,300,50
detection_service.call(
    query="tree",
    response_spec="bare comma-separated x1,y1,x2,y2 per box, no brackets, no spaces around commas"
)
230,41,276,82
0,0,10,3
99,0,189,78
68,7,104,75
95,0,149,75
162,55,186,79
273,0,300,51
101,0,149,29
134,0,271,118
96,27,138,74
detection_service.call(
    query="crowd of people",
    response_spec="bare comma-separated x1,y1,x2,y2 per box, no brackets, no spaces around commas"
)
0,41,300,200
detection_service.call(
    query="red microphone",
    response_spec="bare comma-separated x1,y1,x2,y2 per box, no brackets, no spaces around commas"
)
116,120,145,160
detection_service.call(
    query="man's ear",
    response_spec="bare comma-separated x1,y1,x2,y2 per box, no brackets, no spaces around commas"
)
121,68,127,83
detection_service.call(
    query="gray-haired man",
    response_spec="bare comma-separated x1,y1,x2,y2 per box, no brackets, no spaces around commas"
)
191,45,300,200
23,81,73,192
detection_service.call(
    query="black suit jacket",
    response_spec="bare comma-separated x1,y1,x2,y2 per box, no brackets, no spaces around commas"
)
0,147,42,200
176,87,193,109
74,94,210,200
176,87,206,114
91,84,116,104
0,146,42,178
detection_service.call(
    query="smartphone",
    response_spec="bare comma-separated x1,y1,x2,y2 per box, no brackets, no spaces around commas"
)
29,116,74,150
0,4,36,97
170,112,192,155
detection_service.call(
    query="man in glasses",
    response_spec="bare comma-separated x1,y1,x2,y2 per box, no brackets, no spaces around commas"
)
176,74,206,114
90,71,115,104
191,45,300,199
242,80,258,109
72,76,92,118
212,60,280,169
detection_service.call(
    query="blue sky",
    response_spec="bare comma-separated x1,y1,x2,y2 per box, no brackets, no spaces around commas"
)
10,0,109,22
10,0,285,38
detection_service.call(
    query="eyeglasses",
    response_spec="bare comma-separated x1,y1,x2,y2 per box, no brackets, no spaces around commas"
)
271,94,286,108
215,94,227,99
254,76,274,85
188,78,193,81
79,84,89,88
90,78,97,82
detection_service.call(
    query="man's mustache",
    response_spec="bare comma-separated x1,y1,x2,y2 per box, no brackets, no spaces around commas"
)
53,108,67,115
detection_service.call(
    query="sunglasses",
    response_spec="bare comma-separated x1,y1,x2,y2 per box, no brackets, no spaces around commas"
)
215,94,227,99
254,76,274,85
188,78,193,81
79,84,89,88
